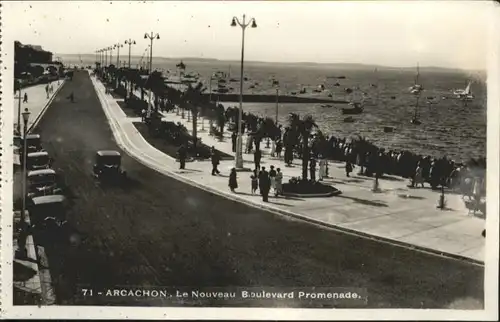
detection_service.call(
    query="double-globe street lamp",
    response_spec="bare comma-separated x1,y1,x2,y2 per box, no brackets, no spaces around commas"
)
113,43,124,88
231,14,257,170
144,32,160,118
125,39,136,98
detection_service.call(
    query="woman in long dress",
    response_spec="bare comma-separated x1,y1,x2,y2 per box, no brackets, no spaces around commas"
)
414,163,424,188
229,168,238,192
275,168,283,196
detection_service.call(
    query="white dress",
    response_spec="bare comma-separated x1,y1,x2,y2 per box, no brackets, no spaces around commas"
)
319,159,326,179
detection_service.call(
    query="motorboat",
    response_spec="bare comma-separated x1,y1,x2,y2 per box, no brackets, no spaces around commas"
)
342,103,363,115
383,126,394,133
343,116,355,123
320,104,333,108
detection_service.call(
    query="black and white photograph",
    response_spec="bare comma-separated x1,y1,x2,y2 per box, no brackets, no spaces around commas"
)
0,1,498,320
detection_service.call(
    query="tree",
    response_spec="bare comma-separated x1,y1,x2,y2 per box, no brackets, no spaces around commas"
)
145,70,166,111
288,113,318,181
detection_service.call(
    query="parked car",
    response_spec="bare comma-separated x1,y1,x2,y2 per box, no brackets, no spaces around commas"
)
27,194,68,246
27,169,62,198
18,134,44,162
93,150,127,181
27,194,67,224
26,151,52,171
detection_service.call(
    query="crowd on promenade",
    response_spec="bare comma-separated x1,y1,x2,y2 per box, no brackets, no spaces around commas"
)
220,112,486,201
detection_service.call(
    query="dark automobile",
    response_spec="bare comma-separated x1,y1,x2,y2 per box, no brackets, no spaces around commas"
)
23,134,43,153
28,195,69,245
26,151,52,171
27,169,62,198
28,194,67,224
93,150,127,180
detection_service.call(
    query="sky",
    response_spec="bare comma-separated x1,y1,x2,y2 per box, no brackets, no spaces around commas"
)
3,1,496,70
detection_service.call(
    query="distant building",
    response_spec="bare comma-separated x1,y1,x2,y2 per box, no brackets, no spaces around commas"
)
14,41,53,65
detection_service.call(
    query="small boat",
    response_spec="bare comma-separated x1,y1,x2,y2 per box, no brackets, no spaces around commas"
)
391,96,396,100
343,116,355,123
342,103,364,115
229,78,238,82
337,76,346,79
313,89,322,93
344,88,353,94
218,79,227,84
327,93,333,98
383,126,394,133
300,88,307,94
334,82,340,87
320,104,333,108
244,77,249,81
249,85,255,89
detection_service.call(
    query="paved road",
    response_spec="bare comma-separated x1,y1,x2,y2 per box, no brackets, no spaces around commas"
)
32,71,483,308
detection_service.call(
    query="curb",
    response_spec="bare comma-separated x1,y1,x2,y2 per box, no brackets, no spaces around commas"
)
93,78,484,268
28,80,66,133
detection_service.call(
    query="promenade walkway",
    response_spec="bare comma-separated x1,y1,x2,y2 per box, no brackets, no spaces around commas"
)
14,80,65,131
99,79,485,263
12,79,64,304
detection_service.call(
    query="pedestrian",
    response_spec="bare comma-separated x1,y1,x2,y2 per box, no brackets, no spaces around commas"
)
254,149,262,171
231,132,237,152
250,170,258,194
23,93,28,103
269,165,277,192
412,163,425,188
211,146,221,175
309,157,317,181
245,134,252,153
275,168,283,196
259,167,271,202
69,92,75,103
177,144,187,170
229,168,238,192
319,157,326,181
45,84,50,98
275,140,283,158
345,160,354,177
271,138,276,157
141,109,146,122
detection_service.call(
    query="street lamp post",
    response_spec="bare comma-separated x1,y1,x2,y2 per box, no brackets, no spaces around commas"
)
113,43,123,88
109,46,114,67
20,108,31,243
231,14,257,170
125,39,136,98
16,85,22,135
144,32,160,118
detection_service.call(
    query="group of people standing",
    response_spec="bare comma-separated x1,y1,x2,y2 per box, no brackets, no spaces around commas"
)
229,165,283,202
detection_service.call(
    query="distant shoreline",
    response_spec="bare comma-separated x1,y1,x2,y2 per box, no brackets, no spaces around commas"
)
56,53,485,74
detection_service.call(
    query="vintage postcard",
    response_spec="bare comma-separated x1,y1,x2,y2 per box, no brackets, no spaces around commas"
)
0,0,498,320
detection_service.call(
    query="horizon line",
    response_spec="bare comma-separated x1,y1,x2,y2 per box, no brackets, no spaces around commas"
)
56,53,485,73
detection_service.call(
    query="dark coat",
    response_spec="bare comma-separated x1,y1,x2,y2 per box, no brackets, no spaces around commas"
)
229,172,238,189
211,151,220,165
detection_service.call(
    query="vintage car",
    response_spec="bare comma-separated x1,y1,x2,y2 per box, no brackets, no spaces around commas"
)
28,194,68,245
26,151,52,171
23,134,43,153
93,150,126,180
28,194,67,224
27,169,62,198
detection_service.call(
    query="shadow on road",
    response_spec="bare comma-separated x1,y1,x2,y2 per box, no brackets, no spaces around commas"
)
337,195,389,207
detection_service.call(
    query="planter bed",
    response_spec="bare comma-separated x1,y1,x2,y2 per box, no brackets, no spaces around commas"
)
282,180,341,198
116,101,139,118
133,122,234,161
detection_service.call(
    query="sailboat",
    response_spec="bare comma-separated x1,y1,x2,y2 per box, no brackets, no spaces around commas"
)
453,80,474,101
409,63,424,95
410,93,422,125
